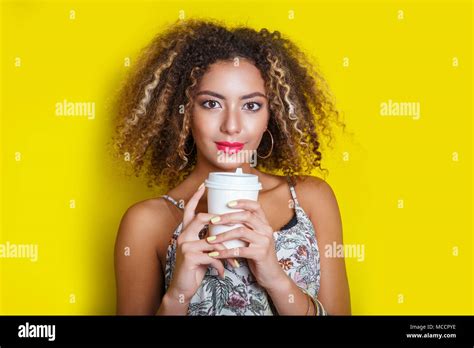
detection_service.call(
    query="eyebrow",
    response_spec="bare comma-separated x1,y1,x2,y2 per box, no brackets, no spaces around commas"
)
195,90,267,100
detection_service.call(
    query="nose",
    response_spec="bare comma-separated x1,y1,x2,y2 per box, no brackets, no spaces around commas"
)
220,105,242,135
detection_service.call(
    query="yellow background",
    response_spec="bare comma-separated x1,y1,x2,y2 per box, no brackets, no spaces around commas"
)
0,0,472,314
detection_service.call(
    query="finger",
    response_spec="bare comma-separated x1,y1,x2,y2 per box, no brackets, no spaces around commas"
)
182,182,206,228
180,212,215,243
206,226,265,245
208,247,255,261
227,199,269,225
211,210,271,236
194,253,226,279
179,238,219,253
212,242,240,268
179,239,239,268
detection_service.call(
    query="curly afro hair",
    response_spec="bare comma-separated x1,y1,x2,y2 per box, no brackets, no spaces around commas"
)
111,18,344,191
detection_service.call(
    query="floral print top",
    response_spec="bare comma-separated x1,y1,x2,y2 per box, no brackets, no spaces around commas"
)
162,176,321,315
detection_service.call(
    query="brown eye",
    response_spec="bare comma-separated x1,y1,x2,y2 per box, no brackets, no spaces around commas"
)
243,102,262,112
202,100,222,109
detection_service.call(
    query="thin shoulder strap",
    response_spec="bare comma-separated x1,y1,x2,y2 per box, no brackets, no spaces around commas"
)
285,176,300,207
161,194,184,211
162,194,208,241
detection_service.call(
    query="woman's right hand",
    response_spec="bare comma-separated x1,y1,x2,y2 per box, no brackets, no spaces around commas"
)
165,182,235,304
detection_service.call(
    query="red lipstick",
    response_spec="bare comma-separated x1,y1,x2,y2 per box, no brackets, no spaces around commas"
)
215,141,244,154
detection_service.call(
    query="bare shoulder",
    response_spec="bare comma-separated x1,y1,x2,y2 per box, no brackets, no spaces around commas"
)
293,175,340,222
115,197,177,253
295,175,337,199
119,198,167,233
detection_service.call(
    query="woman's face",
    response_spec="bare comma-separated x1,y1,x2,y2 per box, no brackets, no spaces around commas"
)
191,58,270,170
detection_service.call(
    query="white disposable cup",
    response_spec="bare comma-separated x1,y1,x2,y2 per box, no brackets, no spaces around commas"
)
205,167,262,249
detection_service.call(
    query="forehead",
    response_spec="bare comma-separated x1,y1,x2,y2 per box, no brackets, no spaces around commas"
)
197,59,266,93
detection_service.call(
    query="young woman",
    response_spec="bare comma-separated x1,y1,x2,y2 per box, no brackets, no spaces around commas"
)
113,19,351,315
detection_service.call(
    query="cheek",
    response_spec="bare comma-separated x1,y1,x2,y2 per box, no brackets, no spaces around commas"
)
245,112,270,137
191,110,219,144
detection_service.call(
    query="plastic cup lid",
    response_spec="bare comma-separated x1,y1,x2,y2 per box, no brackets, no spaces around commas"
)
205,167,262,191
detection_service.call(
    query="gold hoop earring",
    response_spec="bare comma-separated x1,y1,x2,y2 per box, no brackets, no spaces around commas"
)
183,137,195,156
257,129,274,159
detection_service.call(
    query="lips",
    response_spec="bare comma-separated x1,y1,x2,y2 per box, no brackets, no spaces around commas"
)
215,141,244,154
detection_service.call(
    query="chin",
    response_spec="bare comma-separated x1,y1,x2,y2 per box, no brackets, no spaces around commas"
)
212,160,245,171
205,149,256,171
211,153,246,169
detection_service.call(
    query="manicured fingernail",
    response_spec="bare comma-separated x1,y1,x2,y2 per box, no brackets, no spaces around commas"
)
227,200,238,207
206,236,217,242
210,216,221,224
234,260,240,268
208,251,219,257
198,182,205,190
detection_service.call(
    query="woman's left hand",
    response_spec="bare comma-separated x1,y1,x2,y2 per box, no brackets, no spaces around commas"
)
206,199,287,291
